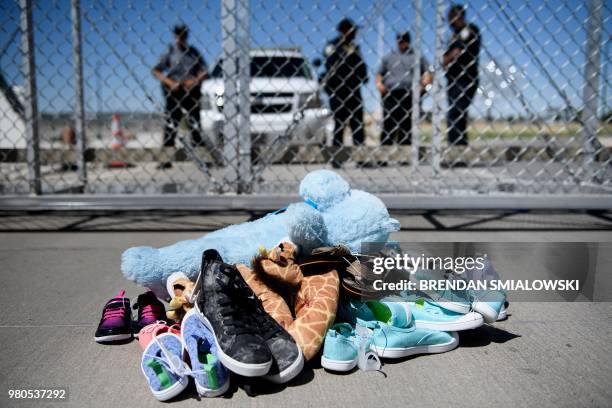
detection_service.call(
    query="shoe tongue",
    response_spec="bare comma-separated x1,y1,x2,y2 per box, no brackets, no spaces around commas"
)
215,262,238,287
106,290,129,305
380,301,413,328
137,290,157,304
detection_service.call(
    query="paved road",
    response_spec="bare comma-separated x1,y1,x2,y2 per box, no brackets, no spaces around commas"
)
0,220,611,407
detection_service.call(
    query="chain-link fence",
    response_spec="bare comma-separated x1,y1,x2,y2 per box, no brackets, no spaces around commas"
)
1,0,610,205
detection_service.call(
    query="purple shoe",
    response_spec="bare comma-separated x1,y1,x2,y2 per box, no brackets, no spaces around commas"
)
132,291,166,337
94,290,133,343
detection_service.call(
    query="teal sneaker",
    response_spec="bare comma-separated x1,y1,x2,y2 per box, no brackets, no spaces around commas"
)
497,301,509,321
360,301,459,359
339,294,483,333
321,322,380,372
465,258,508,323
413,269,472,314
472,292,506,323
393,294,484,331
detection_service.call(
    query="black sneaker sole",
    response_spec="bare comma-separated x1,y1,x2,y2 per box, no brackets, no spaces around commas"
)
194,302,272,377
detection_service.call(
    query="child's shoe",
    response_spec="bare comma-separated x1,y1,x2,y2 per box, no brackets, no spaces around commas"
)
497,301,509,321
465,258,508,323
94,290,133,343
340,295,483,332
359,301,459,358
132,291,167,336
138,321,181,351
398,295,484,331
472,293,506,323
140,332,189,401
181,309,230,397
413,269,472,314
321,323,360,372
321,321,380,372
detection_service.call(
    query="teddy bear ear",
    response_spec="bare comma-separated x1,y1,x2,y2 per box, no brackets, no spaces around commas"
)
299,170,350,211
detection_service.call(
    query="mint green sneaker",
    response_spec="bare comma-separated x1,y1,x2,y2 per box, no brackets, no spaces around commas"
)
497,301,509,321
465,258,508,323
397,294,484,331
472,293,506,323
355,301,459,359
321,322,380,372
413,269,472,314
321,323,359,371
340,295,483,332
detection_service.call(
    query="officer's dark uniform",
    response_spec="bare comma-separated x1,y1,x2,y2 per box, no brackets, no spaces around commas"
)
323,25,368,147
154,40,207,147
446,22,480,145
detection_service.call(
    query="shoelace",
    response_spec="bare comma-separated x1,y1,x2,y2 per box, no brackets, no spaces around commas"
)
144,335,215,380
140,321,180,336
102,306,126,321
217,294,256,336
139,303,163,320
234,278,279,337
354,324,382,372
101,290,129,322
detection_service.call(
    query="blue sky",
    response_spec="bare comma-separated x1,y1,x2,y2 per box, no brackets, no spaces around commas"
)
1,0,610,118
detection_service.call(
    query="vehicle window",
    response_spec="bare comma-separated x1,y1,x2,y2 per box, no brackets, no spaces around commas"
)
210,56,312,79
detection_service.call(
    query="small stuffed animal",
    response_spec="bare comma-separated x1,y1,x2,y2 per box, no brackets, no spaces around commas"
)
122,170,399,298
164,272,195,323
237,241,341,361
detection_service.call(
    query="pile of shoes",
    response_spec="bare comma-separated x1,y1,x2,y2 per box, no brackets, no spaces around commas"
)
95,249,305,401
96,243,508,401
320,248,508,372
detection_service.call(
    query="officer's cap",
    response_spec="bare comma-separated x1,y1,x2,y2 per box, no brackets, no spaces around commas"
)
337,18,359,33
173,24,189,38
396,31,411,43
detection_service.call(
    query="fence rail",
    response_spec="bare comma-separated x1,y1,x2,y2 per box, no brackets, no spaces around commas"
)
0,0,610,208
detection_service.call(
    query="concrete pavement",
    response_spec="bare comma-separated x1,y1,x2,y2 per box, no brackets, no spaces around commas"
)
0,216,611,407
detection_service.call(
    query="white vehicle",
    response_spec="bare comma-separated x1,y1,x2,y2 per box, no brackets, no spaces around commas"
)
200,48,330,147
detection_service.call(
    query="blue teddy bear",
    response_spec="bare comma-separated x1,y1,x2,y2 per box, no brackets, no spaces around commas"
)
121,170,400,298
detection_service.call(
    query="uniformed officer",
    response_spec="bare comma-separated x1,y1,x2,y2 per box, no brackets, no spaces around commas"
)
153,24,209,168
323,18,368,148
443,4,480,146
376,31,432,145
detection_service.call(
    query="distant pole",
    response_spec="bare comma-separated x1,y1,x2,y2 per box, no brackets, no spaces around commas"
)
431,0,445,179
581,0,603,173
411,0,422,172
71,0,88,188
221,0,239,193
20,0,41,195
236,0,251,193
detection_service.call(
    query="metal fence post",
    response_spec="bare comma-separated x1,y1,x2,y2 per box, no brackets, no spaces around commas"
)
431,0,445,180
581,0,603,171
410,0,422,172
236,0,251,193
19,0,41,195
71,0,87,189
221,0,239,193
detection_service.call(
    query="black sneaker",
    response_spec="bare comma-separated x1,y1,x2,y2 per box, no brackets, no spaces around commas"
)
194,249,273,377
131,291,166,337
236,277,304,384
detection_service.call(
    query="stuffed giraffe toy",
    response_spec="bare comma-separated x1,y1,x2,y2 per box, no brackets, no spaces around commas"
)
237,241,341,362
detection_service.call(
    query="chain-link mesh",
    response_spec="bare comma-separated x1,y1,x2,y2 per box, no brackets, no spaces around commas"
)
1,0,610,198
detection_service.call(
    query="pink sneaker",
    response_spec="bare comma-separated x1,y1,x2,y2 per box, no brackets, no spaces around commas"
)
94,290,132,343
138,322,181,351
132,291,167,337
